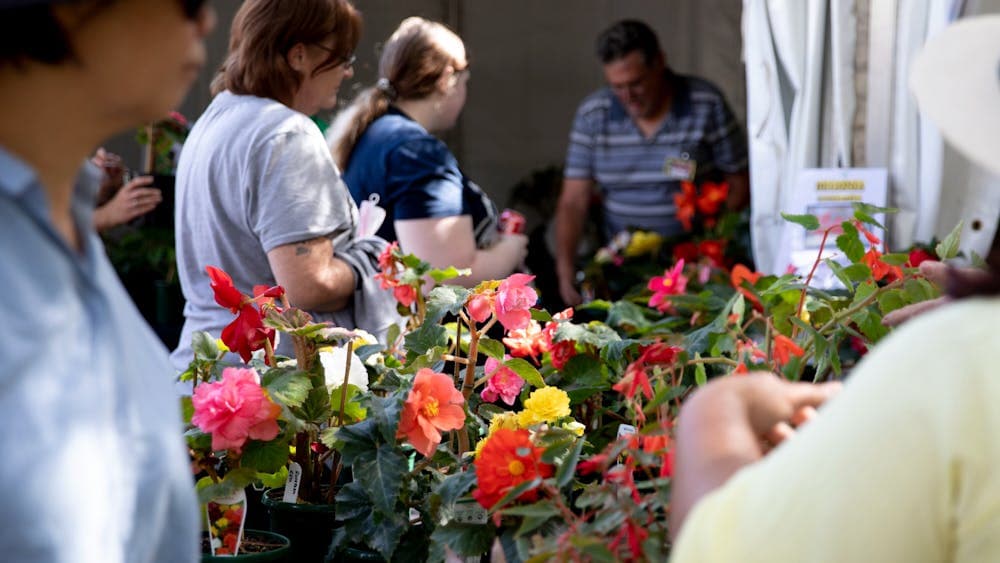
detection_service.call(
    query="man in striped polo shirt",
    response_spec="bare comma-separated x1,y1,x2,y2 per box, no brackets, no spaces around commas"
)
555,19,749,306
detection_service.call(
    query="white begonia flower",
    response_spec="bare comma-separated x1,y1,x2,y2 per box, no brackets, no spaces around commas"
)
320,344,369,393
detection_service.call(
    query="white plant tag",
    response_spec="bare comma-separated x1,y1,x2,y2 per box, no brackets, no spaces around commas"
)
358,194,387,239
205,488,247,556
282,462,302,503
451,499,488,525
617,424,637,439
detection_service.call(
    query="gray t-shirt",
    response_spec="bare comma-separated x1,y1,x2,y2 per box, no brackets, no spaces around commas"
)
171,91,359,369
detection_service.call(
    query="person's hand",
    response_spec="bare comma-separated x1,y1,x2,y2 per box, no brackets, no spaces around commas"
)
726,372,842,447
91,147,126,203
559,276,582,307
93,175,161,232
882,260,953,327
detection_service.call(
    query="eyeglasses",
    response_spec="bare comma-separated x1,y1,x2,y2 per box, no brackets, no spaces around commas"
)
313,43,356,70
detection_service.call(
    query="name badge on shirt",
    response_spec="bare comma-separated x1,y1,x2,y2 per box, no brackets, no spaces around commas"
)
664,154,697,181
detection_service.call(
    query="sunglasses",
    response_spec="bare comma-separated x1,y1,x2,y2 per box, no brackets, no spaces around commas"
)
180,0,209,19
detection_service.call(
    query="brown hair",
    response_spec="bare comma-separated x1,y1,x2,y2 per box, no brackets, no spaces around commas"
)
211,0,361,106
328,17,462,169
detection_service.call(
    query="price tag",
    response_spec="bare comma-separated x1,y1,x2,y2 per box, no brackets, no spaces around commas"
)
448,500,488,525
617,424,637,439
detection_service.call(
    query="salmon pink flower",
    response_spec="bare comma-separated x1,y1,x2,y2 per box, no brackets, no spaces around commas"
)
697,239,725,267
473,429,553,509
549,340,577,370
466,293,493,323
730,263,763,310
191,367,281,452
393,284,417,307
397,368,466,457
481,357,525,406
495,273,538,331
502,320,547,361
647,260,688,312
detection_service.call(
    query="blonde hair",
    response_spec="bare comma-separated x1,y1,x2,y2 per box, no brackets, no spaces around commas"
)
328,17,464,169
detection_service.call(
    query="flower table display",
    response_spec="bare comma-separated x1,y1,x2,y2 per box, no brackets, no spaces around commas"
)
180,203,956,561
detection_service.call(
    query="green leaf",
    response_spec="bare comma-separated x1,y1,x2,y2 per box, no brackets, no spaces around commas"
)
694,356,707,386
557,354,609,404
781,212,821,230
428,265,471,283
500,501,561,519
836,222,865,262
404,323,448,359
843,263,873,283
554,437,585,488
429,524,494,558
192,331,218,360
425,285,471,322
370,512,408,561
180,396,193,424
368,393,403,444
336,419,378,465
877,290,907,315
852,280,877,307
264,371,311,408
477,337,505,361
530,308,553,322
568,535,617,563
355,444,406,516
936,221,963,260
329,384,366,423
879,252,910,266
240,439,289,473
334,480,373,521
295,385,331,424
605,300,652,331
824,259,854,290
431,470,477,508
504,358,545,389
489,477,543,513
852,309,888,343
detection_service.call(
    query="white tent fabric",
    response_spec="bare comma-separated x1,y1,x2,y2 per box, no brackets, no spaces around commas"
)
742,0,849,274
744,0,1000,273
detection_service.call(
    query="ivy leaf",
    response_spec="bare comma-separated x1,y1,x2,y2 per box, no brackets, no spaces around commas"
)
558,354,609,404
355,444,406,516
430,470,477,509
936,220,964,260
404,323,448,360
370,512,408,561
879,252,910,266
554,437,586,489
192,330,218,360
781,212,820,230
429,524,494,558
368,393,403,444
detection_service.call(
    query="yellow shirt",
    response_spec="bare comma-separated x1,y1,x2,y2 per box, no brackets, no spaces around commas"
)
673,298,1000,562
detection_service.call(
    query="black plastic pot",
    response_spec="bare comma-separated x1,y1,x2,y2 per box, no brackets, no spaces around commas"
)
261,488,339,562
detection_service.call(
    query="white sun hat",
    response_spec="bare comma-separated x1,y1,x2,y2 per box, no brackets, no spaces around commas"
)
910,14,1000,176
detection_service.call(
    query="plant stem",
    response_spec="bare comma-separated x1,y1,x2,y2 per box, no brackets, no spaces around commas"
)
793,226,834,339
336,340,354,427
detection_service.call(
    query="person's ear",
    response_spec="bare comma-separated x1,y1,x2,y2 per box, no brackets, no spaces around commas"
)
287,43,308,73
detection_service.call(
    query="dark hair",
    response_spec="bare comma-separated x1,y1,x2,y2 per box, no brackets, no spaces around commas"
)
328,17,463,169
596,19,661,65
0,1,117,67
211,0,362,105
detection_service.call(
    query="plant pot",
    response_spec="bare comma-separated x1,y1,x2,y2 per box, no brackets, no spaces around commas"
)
201,529,290,562
336,544,385,562
261,488,339,562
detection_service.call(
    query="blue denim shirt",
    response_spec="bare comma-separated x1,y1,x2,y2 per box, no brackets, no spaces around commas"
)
0,148,198,562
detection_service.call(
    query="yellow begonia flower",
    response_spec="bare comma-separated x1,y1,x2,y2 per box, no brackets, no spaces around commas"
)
488,411,521,434
473,438,487,459
216,338,229,352
522,387,571,424
624,230,663,257
562,420,586,436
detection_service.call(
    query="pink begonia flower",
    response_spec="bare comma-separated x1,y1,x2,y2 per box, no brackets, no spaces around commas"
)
480,356,525,405
495,273,538,331
647,260,688,312
191,367,282,452
466,293,493,323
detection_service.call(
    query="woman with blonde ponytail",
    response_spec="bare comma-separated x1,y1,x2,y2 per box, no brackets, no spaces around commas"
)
328,17,527,287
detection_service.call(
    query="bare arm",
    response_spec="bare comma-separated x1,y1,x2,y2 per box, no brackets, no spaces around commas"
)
669,374,841,540
395,215,527,287
267,236,356,312
554,178,593,305
724,170,750,211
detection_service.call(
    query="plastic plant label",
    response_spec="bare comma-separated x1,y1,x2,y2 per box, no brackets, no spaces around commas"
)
451,499,488,525
617,424,637,439
205,488,247,556
282,461,302,503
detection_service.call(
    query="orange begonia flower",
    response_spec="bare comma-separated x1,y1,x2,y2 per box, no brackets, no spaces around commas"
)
730,263,763,309
473,429,553,509
773,334,805,366
674,181,698,232
397,368,466,457
695,180,729,216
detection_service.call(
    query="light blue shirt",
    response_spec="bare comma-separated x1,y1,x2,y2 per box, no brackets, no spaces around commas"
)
0,148,198,562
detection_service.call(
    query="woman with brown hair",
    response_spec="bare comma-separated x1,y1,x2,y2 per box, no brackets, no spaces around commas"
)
172,0,398,368
328,17,528,288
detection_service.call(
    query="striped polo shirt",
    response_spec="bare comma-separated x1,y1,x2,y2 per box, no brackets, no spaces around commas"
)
564,71,747,239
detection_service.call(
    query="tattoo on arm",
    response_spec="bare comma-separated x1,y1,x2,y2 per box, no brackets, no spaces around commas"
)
295,245,311,256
